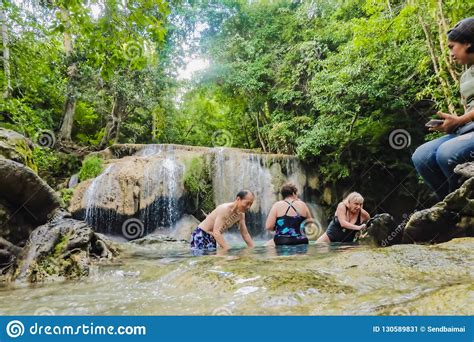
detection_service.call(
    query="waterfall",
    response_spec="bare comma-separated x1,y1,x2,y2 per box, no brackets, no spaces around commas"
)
212,149,286,237
135,144,164,157
139,146,183,232
84,165,117,233
74,144,324,239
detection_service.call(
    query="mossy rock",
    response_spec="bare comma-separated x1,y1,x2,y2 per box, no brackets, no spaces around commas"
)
0,128,37,172
10,217,117,282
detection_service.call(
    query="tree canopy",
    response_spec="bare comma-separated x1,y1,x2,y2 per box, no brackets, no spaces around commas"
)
1,0,473,210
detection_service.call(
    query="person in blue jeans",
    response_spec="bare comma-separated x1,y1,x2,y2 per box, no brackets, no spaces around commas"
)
412,18,474,200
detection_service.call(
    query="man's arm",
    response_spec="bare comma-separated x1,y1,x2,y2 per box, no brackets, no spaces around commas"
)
239,214,254,247
212,209,230,250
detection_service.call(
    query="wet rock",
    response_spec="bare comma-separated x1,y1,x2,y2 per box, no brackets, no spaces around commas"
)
0,198,36,247
8,215,118,282
68,148,187,218
362,213,400,246
0,237,22,257
131,233,187,245
454,162,474,181
171,214,200,241
0,237,21,275
0,159,61,245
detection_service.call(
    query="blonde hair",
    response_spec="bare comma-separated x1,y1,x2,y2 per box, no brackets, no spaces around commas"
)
343,192,364,205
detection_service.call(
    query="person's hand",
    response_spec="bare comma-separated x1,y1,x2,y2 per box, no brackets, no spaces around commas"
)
358,224,367,231
429,111,463,133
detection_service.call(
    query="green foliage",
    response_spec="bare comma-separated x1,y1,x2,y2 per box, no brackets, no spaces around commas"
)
32,147,59,176
2,0,473,212
1,0,172,151
78,156,104,181
183,157,214,213
32,147,81,187
265,116,314,154
59,188,75,208
178,0,470,185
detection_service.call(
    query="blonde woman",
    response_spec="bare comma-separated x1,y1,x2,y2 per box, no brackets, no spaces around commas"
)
317,192,370,243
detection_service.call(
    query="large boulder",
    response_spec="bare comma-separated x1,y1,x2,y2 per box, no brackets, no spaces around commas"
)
0,127,37,172
0,237,22,273
402,162,474,243
8,209,118,282
171,214,200,241
0,159,61,245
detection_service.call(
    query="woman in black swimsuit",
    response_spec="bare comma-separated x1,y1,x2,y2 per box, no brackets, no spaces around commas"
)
317,192,370,243
265,183,312,246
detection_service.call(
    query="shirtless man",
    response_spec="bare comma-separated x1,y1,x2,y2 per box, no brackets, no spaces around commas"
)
190,190,255,250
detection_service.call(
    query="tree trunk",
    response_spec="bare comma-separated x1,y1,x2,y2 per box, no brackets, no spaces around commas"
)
57,8,77,141
435,0,459,85
348,112,359,137
100,95,124,148
254,111,267,153
417,12,456,114
1,4,11,99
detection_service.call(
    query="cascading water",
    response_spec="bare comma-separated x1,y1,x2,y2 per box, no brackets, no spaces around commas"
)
139,145,183,231
84,165,117,233
212,148,313,238
136,144,164,157
76,144,324,239
213,150,273,220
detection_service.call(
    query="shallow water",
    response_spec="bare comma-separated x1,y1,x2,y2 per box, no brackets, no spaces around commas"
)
0,238,473,315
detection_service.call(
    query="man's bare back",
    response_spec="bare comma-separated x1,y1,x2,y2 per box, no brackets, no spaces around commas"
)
200,203,243,234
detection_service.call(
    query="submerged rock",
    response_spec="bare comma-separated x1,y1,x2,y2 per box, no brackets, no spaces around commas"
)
131,233,187,246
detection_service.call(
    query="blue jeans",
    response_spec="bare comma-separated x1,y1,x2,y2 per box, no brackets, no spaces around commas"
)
412,130,474,200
